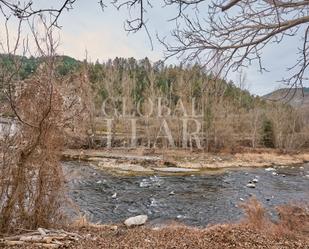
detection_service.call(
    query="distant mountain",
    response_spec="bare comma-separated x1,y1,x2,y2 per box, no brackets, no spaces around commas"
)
263,87,309,109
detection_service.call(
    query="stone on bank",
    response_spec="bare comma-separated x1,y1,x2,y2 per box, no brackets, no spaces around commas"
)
124,215,148,227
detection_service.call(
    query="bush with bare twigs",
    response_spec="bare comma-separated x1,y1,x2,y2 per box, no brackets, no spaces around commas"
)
0,15,94,232
240,198,309,238
0,73,65,232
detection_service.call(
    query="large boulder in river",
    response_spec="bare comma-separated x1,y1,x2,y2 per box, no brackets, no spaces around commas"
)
124,215,148,227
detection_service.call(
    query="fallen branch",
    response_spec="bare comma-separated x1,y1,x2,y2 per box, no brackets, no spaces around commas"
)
0,228,82,248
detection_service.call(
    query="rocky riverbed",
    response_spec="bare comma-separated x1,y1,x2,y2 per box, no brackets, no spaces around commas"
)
64,160,309,227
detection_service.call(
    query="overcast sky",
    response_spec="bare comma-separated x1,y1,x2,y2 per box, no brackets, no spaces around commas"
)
5,0,309,96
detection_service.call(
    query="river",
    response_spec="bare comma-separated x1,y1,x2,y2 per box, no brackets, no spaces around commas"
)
64,161,309,227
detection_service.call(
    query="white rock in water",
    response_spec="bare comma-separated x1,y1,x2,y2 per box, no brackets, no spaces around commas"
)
139,179,151,188
112,193,117,199
265,168,276,171
252,178,259,183
124,215,148,227
246,183,256,188
272,172,278,176
149,198,158,207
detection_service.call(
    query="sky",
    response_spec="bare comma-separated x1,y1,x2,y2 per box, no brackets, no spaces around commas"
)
2,0,308,96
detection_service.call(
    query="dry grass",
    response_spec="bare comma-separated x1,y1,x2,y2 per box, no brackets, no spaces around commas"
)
240,197,309,239
1,199,309,248
240,197,269,229
274,204,309,238
71,215,118,231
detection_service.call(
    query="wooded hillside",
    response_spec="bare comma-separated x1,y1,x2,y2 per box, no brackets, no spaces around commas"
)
1,55,308,151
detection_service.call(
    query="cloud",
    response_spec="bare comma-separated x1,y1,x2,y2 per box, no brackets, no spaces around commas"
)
59,30,132,60
58,25,163,63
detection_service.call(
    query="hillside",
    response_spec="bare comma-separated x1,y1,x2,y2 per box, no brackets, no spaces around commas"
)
1,54,309,151
0,54,80,78
263,87,309,109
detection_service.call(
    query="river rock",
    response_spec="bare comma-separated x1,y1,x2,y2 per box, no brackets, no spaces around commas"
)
139,180,151,188
139,176,163,188
252,178,259,183
265,167,276,171
246,183,256,188
149,197,160,207
124,215,148,227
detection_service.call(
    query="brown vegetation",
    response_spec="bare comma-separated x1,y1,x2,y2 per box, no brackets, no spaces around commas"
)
0,19,92,233
84,59,309,152
0,0,308,241
0,73,66,232
2,199,308,249
241,198,309,239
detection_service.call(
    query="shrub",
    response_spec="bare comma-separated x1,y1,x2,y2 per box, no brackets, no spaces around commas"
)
261,119,275,148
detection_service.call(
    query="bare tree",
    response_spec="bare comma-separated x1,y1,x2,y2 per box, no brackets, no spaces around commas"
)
0,17,64,231
1,1,307,88
111,0,309,89
0,14,92,232
0,0,76,27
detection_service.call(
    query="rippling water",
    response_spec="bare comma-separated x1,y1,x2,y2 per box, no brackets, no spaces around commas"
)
64,161,309,227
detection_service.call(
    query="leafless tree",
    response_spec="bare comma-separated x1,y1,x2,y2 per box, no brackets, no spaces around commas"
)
0,14,93,232
111,0,309,90
0,0,76,27
1,1,308,89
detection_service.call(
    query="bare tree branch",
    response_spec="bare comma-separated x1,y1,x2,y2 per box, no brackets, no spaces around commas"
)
1,0,308,88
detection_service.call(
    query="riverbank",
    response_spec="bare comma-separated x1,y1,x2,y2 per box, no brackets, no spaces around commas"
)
3,219,309,249
60,224,309,249
72,221,309,249
64,160,308,227
62,148,309,174
3,159,308,248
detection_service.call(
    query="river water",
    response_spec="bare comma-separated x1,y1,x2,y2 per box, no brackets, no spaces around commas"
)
64,161,309,227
